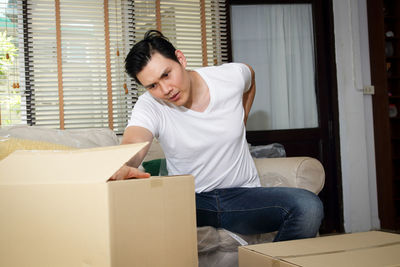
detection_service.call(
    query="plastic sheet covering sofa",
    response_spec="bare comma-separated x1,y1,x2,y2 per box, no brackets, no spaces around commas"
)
0,125,325,267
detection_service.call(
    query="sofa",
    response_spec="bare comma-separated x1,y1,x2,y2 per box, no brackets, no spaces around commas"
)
0,125,325,267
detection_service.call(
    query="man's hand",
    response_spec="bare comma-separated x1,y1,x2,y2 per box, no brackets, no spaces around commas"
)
108,126,154,182
108,163,150,181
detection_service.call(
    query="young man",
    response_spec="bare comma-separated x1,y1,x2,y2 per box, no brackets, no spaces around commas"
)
110,30,323,241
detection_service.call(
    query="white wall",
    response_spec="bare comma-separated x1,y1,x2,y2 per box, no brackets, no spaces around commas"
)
333,0,380,232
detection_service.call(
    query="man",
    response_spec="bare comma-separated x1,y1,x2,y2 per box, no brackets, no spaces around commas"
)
110,30,323,241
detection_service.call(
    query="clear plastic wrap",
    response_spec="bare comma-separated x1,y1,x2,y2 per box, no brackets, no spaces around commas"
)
198,227,241,267
197,226,220,254
249,143,286,158
197,226,277,267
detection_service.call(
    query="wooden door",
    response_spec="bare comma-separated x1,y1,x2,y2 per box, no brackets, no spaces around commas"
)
367,0,400,231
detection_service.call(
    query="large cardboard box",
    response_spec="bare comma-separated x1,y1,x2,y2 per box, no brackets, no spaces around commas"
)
0,143,198,267
239,231,400,267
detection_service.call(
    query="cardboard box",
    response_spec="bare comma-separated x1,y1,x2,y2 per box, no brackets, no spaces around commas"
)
0,143,198,267
239,231,400,267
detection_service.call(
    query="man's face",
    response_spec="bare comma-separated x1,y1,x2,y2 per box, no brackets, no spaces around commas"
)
137,51,191,107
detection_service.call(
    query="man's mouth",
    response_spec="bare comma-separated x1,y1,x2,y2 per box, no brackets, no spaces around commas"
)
169,92,180,102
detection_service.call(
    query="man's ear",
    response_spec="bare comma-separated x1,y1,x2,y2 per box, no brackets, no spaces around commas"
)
175,50,187,68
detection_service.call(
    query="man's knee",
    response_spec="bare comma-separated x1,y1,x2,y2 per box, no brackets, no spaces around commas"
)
272,188,324,242
293,189,324,231
301,190,323,217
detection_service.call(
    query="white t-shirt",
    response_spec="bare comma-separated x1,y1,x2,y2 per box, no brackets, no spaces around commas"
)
127,63,260,193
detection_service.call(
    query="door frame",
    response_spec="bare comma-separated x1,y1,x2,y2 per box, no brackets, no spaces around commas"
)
366,0,397,230
226,0,343,234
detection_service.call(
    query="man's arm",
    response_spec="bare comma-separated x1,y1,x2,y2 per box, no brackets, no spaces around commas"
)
109,126,154,180
243,64,256,125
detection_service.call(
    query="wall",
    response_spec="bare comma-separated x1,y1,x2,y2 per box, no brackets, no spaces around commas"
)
333,0,380,232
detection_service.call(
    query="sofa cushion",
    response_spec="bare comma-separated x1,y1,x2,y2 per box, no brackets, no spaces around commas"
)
142,158,168,176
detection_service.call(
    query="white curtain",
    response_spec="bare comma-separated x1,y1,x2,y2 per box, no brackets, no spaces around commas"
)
231,4,318,130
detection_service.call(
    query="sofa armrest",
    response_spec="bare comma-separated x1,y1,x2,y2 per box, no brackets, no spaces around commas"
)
254,157,325,194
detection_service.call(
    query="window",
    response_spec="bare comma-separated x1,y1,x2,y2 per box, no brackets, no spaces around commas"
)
7,0,228,133
231,4,318,130
0,0,20,126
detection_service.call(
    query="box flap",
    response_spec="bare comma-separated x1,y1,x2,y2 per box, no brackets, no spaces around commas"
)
0,142,148,184
243,231,400,257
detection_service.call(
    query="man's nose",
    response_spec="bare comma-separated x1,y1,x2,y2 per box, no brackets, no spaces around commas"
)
159,81,172,95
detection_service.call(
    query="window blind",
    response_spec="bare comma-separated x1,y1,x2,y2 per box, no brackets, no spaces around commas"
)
16,0,228,133
130,0,228,69
19,0,135,133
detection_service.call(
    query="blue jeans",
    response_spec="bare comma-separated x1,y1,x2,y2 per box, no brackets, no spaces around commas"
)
195,187,324,242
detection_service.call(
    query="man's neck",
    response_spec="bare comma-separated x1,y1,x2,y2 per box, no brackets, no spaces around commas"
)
186,70,210,112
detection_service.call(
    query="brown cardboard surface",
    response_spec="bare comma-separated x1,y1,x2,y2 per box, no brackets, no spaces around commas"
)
239,249,297,267
109,176,198,267
0,143,198,267
239,231,400,267
0,143,148,184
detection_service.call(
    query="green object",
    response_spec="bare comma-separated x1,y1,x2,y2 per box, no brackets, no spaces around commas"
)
142,158,168,176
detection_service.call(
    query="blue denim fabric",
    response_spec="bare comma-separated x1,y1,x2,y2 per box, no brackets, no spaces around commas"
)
196,187,324,242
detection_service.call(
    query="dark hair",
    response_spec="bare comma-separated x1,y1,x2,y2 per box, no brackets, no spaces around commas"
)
125,30,179,85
